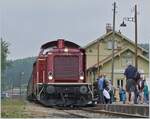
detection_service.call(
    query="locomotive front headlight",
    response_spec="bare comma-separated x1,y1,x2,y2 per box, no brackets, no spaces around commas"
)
48,76,53,80
64,48,68,52
80,71,84,80
48,72,53,80
80,76,84,80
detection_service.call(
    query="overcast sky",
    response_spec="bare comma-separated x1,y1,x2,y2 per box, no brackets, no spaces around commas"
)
0,0,149,60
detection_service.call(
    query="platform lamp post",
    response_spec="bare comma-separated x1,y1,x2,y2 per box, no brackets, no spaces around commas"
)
120,4,138,69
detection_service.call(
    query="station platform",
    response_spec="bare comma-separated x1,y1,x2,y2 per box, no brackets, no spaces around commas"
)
96,103,149,117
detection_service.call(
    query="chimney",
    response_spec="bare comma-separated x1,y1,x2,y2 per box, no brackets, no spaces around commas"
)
106,23,112,33
57,39,65,48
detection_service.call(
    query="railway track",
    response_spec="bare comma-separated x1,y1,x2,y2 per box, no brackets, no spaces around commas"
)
25,101,89,118
25,101,149,118
81,107,149,118
60,110,89,118
26,101,111,118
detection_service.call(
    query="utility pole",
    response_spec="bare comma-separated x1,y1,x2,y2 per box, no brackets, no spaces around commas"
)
135,4,138,69
111,2,116,85
97,39,100,76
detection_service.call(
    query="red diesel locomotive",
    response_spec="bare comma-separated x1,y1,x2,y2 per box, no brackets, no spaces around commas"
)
27,39,93,106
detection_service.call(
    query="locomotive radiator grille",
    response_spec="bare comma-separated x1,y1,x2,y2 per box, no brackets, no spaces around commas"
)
54,56,79,80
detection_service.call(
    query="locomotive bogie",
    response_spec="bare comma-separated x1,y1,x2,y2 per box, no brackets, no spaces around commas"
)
35,83,92,106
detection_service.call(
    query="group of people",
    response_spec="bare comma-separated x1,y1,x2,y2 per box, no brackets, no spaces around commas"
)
96,63,149,105
124,63,149,104
96,74,114,104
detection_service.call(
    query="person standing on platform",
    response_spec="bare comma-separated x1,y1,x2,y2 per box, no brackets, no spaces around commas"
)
119,86,123,101
124,63,138,104
106,80,114,104
143,80,149,104
103,86,111,104
120,87,126,104
97,75,105,104
137,75,144,104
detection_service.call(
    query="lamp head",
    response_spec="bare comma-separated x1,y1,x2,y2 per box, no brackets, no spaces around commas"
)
120,21,127,27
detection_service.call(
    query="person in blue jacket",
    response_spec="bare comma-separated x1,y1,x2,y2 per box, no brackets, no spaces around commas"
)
97,75,105,104
124,63,138,104
121,88,126,104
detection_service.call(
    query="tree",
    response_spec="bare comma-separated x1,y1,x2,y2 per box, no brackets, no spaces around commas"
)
139,43,149,58
6,57,36,89
1,37,10,91
1,38,9,72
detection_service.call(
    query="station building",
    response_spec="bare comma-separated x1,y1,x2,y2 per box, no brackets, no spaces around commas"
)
85,24,149,89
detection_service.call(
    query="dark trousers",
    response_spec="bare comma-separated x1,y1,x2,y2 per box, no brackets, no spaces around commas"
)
104,96,110,104
134,89,138,104
99,89,104,104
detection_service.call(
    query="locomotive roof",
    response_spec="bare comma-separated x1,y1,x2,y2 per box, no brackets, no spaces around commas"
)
41,40,81,49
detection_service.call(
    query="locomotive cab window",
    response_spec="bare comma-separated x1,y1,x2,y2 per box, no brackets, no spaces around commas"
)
43,46,57,54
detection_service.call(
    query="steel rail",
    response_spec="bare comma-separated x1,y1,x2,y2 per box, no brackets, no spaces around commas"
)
62,110,89,118
27,101,88,118
27,101,148,118
81,108,149,118
53,106,89,118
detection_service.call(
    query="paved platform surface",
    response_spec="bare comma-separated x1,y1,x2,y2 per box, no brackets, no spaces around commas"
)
97,103,149,117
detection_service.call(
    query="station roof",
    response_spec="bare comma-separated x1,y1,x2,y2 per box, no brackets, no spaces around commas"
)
84,31,148,53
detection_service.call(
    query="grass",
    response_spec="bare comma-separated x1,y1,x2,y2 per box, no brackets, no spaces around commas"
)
1,98,28,118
